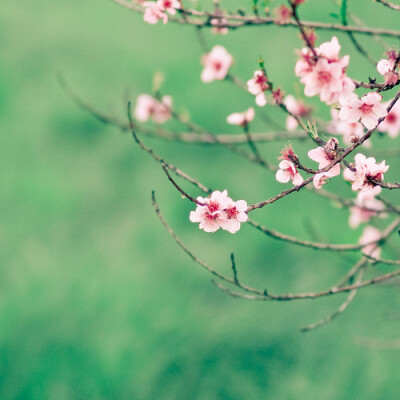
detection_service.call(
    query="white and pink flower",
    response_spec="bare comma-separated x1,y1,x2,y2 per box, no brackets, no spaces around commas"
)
359,226,381,259
226,108,255,127
284,95,312,130
377,100,400,138
143,2,167,24
189,190,248,233
328,108,368,147
308,139,341,177
343,153,389,198
295,36,355,105
247,70,269,107
273,5,292,25
339,92,387,130
157,0,180,14
220,199,248,234
276,160,304,185
377,50,399,86
349,195,386,229
201,45,233,83
143,0,180,24
211,17,228,35
134,94,172,123
313,172,334,189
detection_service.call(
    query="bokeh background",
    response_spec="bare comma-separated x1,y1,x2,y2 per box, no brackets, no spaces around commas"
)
2,0,400,398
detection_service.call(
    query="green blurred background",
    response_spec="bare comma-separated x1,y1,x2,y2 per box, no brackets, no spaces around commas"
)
2,0,400,399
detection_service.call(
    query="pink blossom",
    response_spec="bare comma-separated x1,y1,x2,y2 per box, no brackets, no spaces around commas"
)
143,2,168,24
201,45,233,83
308,140,341,177
377,101,400,138
328,108,369,147
339,92,387,130
157,0,180,14
301,29,317,47
211,18,228,35
220,199,248,234
134,94,172,123
349,195,386,229
272,88,284,105
276,160,304,185
279,145,298,162
273,5,292,25
343,153,389,198
295,48,315,78
226,108,255,127
313,172,334,189
284,95,312,130
377,51,399,85
295,36,355,105
317,36,343,62
302,58,342,101
247,70,269,107
359,226,381,259
189,190,248,233
189,190,230,233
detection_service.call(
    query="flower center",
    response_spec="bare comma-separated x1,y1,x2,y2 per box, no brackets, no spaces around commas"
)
359,103,374,115
213,61,222,71
225,207,239,219
207,202,219,213
318,70,332,84
386,112,396,123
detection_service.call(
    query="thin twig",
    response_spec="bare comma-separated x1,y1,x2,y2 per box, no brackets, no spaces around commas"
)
376,0,400,11
300,265,366,332
111,0,400,38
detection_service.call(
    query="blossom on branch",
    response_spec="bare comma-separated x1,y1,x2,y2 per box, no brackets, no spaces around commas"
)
143,0,180,24
211,18,228,35
247,70,269,106
328,109,368,147
377,50,399,86
201,46,233,83
295,36,355,105
276,160,304,185
343,154,389,198
359,226,381,259
308,138,341,177
339,92,387,130
377,101,400,138
189,190,248,233
273,6,292,25
134,94,172,123
284,95,312,130
313,172,334,189
349,195,386,229
226,108,255,127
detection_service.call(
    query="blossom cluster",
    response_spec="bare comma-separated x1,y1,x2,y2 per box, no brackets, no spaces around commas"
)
134,94,172,123
189,190,248,233
377,49,399,86
295,36,355,105
143,0,180,25
344,154,389,199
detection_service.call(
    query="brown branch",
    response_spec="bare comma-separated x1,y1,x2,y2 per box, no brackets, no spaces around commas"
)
247,88,400,212
247,219,385,252
300,265,366,332
288,1,318,59
161,164,205,205
111,0,400,38
125,102,211,194
375,0,400,11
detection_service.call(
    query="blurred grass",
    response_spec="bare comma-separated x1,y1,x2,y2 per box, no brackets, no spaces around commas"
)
1,0,400,399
